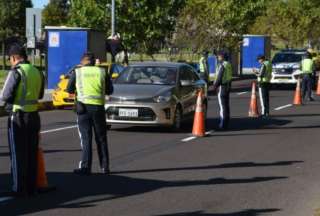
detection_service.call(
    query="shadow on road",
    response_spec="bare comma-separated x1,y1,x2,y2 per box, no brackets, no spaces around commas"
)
155,208,281,216
0,149,81,157
0,173,287,215
113,160,303,175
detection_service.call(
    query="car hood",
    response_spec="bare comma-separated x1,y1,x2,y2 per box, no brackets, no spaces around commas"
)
111,84,175,100
273,62,300,69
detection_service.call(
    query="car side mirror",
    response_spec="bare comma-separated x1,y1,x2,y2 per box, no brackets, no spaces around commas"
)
60,75,65,80
180,80,193,87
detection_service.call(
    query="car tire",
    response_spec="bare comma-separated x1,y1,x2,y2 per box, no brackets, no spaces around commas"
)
172,106,182,132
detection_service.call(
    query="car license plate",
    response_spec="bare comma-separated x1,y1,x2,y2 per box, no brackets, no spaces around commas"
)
119,109,139,117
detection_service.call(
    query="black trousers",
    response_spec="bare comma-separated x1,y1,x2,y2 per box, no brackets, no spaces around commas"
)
8,111,40,194
258,82,270,115
301,74,313,100
217,84,231,129
77,104,109,170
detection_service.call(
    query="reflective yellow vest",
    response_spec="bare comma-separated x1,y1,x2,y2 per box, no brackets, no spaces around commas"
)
222,61,232,84
301,58,313,74
75,66,106,105
13,64,42,112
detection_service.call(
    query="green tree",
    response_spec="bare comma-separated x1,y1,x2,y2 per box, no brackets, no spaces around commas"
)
174,0,265,52
250,0,320,48
0,0,33,69
42,0,69,27
68,0,107,31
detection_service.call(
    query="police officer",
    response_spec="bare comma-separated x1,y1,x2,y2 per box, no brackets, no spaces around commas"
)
66,52,113,175
199,51,209,83
213,51,232,130
254,55,272,118
301,52,315,102
0,45,44,196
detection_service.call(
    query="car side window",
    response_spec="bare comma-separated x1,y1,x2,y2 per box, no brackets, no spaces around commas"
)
179,66,193,81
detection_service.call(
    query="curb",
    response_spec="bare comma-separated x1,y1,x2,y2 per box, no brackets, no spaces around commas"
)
0,101,56,117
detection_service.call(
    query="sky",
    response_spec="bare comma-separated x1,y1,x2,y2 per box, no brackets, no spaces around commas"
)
33,0,49,8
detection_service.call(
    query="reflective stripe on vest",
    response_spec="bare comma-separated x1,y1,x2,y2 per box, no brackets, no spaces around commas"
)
13,64,42,112
76,66,106,105
222,61,232,84
199,57,206,73
302,58,313,74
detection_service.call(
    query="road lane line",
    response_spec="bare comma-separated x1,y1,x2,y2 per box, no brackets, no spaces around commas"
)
237,91,248,95
274,104,292,111
40,125,77,134
182,136,196,142
205,130,214,135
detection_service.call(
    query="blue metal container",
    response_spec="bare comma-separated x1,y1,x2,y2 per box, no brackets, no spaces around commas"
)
45,27,106,89
241,35,271,75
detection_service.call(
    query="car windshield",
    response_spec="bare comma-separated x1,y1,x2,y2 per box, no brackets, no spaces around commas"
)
115,66,177,85
272,53,303,64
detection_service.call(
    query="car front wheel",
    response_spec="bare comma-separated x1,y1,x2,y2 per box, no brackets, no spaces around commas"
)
172,107,182,131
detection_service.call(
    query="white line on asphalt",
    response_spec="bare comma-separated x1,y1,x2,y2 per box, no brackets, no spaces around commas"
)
181,130,214,142
237,91,248,95
274,104,293,111
40,125,78,134
0,197,13,203
181,136,196,142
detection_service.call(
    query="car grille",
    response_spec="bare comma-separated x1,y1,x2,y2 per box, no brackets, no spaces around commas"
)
274,68,294,74
106,107,156,121
109,97,153,103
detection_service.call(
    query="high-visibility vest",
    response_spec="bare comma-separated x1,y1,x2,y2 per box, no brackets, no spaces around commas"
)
75,66,106,105
13,64,42,112
259,60,272,83
301,58,313,74
199,57,207,73
222,61,232,84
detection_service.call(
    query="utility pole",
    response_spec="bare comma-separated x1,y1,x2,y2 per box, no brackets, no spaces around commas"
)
111,0,115,37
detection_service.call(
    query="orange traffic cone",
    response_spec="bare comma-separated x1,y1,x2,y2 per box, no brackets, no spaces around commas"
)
293,79,302,105
36,147,49,188
36,147,56,193
248,81,259,117
316,76,320,96
192,89,206,137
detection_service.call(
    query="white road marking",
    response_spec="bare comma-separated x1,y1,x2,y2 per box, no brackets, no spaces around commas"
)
40,125,78,134
0,197,13,203
182,136,196,142
182,130,214,142
237,91,248,95
274,104,292,111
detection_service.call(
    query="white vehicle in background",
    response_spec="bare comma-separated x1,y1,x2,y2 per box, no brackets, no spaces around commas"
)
270,49,306,85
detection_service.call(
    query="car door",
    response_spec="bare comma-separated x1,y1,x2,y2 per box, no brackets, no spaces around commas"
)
178,66,198,115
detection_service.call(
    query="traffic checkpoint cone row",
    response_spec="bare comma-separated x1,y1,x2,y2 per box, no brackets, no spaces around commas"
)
192,89,206,137
37,136,56,193
293,79,302,105
248,81,259,117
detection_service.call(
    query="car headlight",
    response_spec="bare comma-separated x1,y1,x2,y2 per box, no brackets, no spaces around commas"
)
153,91,172,103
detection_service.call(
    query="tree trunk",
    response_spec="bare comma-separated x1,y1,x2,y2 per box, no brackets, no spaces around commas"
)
2,41,5,71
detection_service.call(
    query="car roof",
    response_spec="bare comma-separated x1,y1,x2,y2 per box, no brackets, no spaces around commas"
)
129,61,187,68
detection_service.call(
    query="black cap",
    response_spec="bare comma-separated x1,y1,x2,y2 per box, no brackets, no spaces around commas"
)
81,52,95,65
257,55,265,60
8,44,27,58
202,50,209,55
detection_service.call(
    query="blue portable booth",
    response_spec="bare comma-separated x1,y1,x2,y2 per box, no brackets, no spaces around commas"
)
45,27,106,89
208,55,217,81
241,35,271,75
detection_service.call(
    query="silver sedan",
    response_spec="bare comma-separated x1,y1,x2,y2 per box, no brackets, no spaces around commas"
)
105,62,208,130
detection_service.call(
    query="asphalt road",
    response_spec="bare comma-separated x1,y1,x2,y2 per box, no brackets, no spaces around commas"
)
1,80,320,216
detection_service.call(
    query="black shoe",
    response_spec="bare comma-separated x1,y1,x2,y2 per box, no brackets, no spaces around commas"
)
308,97,315,102
101,168,110,175
73,168,91,176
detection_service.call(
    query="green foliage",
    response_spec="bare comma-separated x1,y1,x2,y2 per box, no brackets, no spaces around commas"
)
68,0,107,30
174,0,265,52
250,0,320,48
0,0,33,40
42,0,69,27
